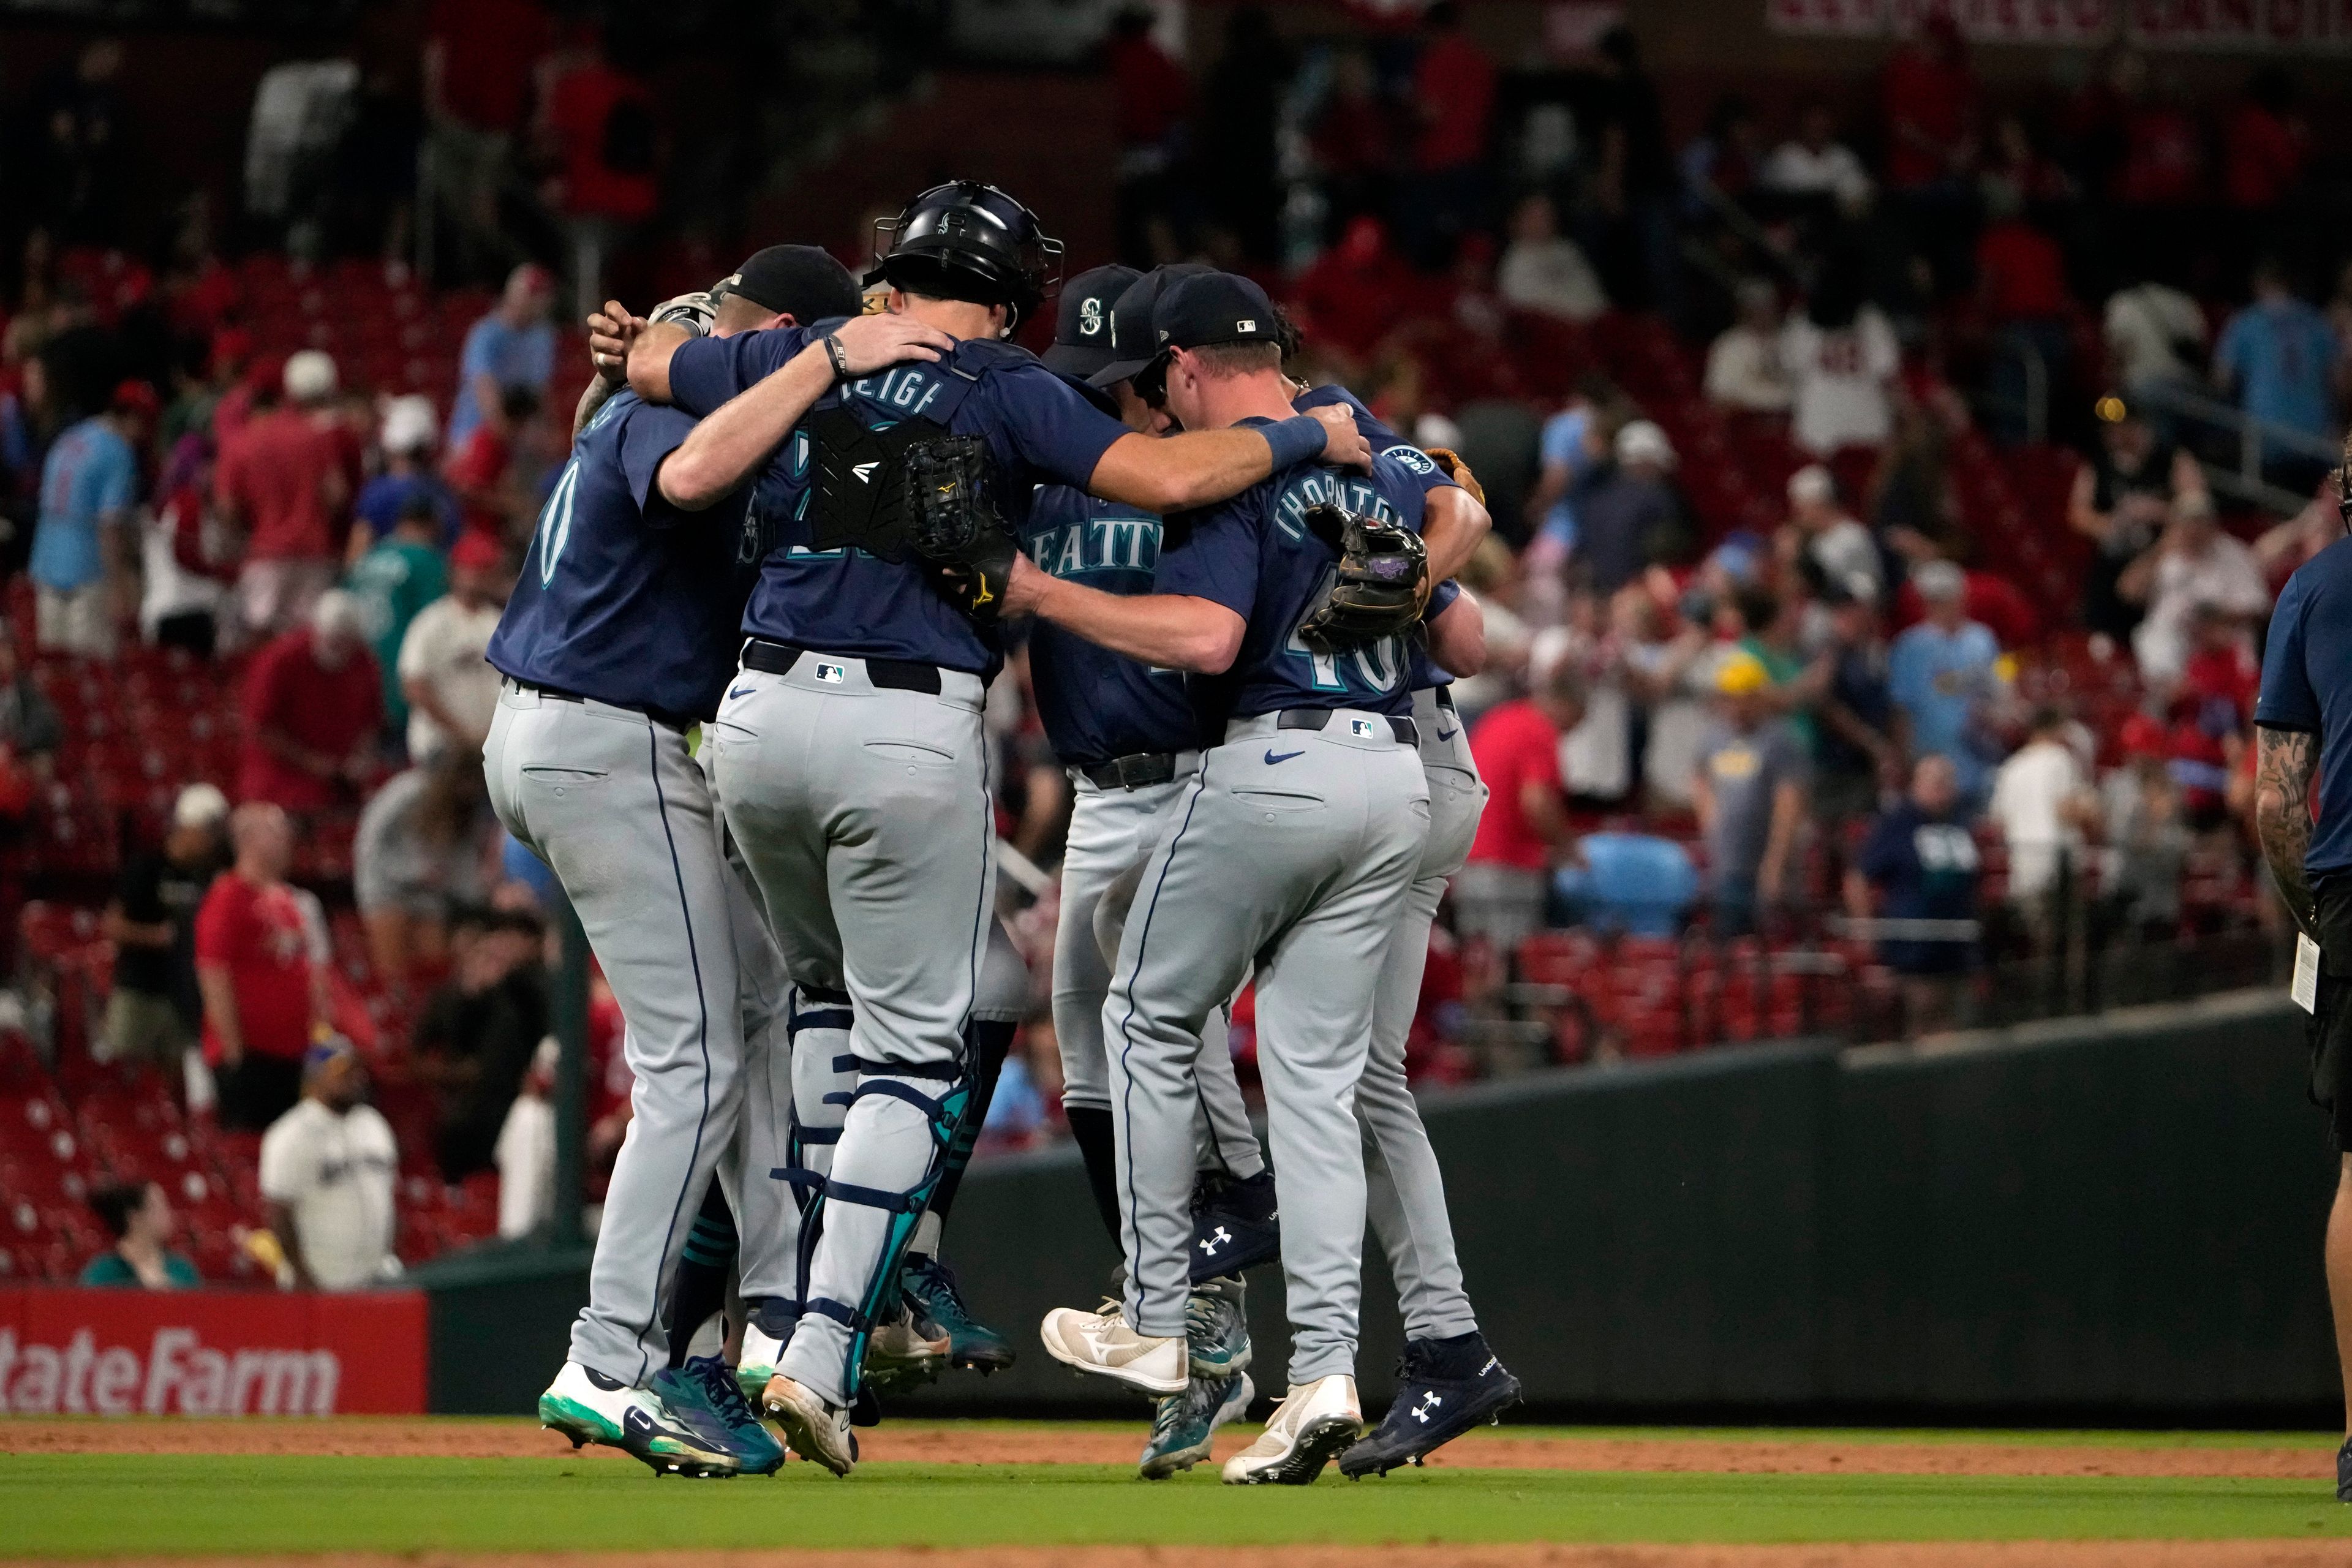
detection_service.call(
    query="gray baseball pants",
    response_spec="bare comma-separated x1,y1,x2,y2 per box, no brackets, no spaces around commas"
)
1361,687,1483,1341
705,652,993,1406
1104,709,1428,1384
485,682,747,1388
1056,761,1262,1180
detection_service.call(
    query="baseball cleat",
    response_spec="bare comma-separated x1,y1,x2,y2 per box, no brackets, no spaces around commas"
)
1184,1274,1251,1379
1038,1301,1188,1395
1140,1371,1254,1480
861,1310,952,1394
1221,1374,1362,1485
653,1355,787,1476
1189,1170,1280,1282
761,1374,858,1477
902,1253,1017,1373
735,1319,787,1406
538,1361,742,1479
2337,1436,2352,1502
1338,1331,1523,1479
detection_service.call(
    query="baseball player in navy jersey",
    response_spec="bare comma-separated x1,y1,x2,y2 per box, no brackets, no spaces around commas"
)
622,181,1371,1475
492,248,954,1477
1012,270,1459,1483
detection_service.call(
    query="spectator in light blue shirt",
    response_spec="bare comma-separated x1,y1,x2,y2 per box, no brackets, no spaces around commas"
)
446,263,557,451
31,386,146,660
1888,560,2004,807
2215,258,2339,483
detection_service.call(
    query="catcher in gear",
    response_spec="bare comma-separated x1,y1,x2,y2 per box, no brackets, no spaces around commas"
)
1295,502,1431,654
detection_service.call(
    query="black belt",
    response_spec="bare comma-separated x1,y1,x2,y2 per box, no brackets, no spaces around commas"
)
1080,752,1178,790
514,679,697,734
741,638,943,695
1273,708,1418,747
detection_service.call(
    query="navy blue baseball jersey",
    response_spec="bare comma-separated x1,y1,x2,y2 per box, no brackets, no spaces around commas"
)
1291,383,1463,693
487,390,751,722
1158,432,1429,728
2258,535,2352,876
1021,484,1197,766
668,323,1129,676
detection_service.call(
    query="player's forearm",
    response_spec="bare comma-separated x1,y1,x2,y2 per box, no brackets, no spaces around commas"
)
659,345,836,511
2255,725,2320,934
573,377,618,440
1420,486,1489,583
1085,428,1282,513
1424,590,1487,677
625,321,692,405
1023,569,1242,674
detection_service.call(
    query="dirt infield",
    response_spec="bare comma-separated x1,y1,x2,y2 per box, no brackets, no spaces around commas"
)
12,1546,2352,1568
0,1416,2331,1480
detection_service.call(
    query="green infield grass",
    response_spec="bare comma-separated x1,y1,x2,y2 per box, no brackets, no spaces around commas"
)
5,1450,2350,1556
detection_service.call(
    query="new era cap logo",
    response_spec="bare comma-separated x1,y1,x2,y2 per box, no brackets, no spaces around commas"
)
814,663,846,684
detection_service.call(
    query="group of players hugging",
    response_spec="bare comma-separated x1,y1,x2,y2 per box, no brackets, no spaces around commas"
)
491,178,1518,1485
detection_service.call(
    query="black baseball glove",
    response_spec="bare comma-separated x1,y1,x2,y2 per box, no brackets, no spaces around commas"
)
1295,502,1431,653
903,435,1019,624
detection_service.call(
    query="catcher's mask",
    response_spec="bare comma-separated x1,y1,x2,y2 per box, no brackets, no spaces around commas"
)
867,181,1063,332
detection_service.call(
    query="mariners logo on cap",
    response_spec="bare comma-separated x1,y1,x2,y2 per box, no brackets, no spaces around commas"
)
1351,718,1378,738
1080,298,1104,336
815,662,847,684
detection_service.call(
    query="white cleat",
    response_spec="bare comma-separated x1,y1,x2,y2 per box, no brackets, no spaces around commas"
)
537,1360,741,1479
1038,1302,1188,1396
735,1322,786,1404
760,1375,857,1477
1221,1374,1362,1485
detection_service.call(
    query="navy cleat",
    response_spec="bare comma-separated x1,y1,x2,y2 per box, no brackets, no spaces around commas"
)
903,1253,1017,1373
1189,1170,1279,1282
1140,1371,1254,1479
652,1357,787,1476
1337,1331,1522,1479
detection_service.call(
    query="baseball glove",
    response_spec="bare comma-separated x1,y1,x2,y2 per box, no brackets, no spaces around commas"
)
1295,502,1431,653
904,435,1019,624
1422,445,1485,507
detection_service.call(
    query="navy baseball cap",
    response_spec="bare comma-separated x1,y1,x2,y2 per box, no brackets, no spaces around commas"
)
1042,264,1141,379
720,245,862,324
1152,272,1284,355
1087,262,1213,389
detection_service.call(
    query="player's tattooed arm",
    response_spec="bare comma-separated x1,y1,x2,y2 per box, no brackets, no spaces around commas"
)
2254,723,2320,935
579,299,643,436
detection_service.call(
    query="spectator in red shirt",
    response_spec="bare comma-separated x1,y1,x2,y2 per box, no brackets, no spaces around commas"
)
1294,215,1417,365
1105,6,1191,264
238,590,385,814
2223,66,2307,212
1974,185,2073,443
1458,664,1588,956
1881,13,1978,191
444,385,541,541
538,22,659,319
423,0,552,282
197,802,328,1132
215,350,347,646
1402,2,1497,267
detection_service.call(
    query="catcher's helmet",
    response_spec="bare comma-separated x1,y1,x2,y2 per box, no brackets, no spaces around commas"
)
867,181,1063,330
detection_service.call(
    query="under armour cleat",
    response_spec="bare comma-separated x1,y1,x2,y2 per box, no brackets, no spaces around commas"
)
1140,1370,1254,1479
902,1253,1017,1373
1184,1273,1251,1379
1337,1330,1522,1479
1221,1374,1361,1485
1189,1169,1280,1281
538,1361,742,1479
652,1355,786,1476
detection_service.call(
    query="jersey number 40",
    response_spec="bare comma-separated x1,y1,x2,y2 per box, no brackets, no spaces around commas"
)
1284,565,1406,695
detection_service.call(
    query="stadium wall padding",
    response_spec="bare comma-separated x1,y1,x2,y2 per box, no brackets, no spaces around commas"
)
417,992,2339,1420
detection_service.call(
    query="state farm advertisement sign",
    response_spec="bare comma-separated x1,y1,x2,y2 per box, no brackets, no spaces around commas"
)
0,1287,425,1415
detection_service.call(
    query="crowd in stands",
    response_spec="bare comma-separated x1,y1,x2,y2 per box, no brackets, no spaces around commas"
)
0,7,2342,1283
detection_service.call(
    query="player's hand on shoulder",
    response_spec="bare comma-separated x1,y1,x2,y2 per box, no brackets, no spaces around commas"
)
1310,403,1373,471
587,299,645,386
829,313,956,375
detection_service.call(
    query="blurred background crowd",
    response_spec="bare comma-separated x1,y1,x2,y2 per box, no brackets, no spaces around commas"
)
0,0,2345,1286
